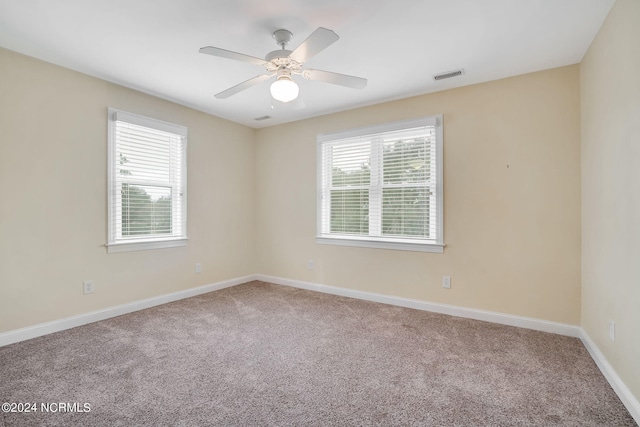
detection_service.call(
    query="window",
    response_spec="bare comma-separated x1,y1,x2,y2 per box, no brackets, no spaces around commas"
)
317,116,443,253
107,108,187,253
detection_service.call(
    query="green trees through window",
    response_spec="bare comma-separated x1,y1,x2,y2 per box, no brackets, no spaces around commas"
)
330,162,370,234
118,152,172,236
318,116,443,251
108,108,187,252
328,136,433,238
381,137,432,238
121,184,172,236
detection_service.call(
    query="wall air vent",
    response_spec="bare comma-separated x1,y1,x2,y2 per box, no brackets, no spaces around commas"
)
254,115,272,121
433,69,464,81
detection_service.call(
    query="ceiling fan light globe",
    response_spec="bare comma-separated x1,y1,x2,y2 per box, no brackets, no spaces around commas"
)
270,77,299,103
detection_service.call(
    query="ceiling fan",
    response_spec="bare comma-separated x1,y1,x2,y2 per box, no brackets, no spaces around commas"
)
199,27,367,103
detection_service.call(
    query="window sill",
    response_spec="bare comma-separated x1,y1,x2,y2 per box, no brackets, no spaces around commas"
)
106,237,188,253
316,236,444,253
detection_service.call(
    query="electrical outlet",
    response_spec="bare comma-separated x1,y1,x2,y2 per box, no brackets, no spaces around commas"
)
442,276,451,289
308,260,314,270
83,280,94,295
609,319,615,342
195,263,202,274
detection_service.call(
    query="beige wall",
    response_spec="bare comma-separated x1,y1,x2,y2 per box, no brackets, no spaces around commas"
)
581,0,640,402
0,48,583,332
255,65,582,324
0,48,256,333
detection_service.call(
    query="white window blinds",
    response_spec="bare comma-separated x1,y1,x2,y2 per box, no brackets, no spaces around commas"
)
318,116,443,252
107,108,187,252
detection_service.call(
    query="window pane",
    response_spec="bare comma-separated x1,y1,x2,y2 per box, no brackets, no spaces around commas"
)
108,108,187,251
330,189,369,234
383,137,431,184
116,124,172,182
318,116,442,249
331,143,371,187
382,187,431,238
121,184,172,236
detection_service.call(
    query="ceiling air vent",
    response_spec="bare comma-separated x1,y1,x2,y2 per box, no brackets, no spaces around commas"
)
433,69,464,81
254,115,272,121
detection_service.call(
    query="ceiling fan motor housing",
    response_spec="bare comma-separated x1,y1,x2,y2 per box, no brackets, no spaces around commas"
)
265,49,293,62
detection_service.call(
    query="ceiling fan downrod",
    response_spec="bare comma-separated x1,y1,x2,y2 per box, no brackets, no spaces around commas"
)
272,29,292,50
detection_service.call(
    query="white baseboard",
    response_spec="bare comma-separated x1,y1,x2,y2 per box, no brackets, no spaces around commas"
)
580,328,640,424
2,272,637,425
0,275,256,347
257,274,639,423
255,274,581,337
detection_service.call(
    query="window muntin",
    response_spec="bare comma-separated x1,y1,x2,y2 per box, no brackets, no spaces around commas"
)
107,108,187,253
318,116,443,252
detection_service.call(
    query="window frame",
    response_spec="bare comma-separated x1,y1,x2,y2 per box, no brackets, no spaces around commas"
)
106,107,188,253
316,116,444,253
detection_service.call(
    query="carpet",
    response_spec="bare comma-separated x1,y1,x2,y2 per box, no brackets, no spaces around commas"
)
0,281,636,426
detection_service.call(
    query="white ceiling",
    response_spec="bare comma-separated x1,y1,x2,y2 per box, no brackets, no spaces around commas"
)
0,0,614,128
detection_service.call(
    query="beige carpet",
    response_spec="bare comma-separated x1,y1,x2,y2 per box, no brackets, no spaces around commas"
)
0,281,636,426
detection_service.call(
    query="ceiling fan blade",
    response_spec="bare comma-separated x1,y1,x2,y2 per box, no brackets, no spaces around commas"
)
199,46,266,66
289,27,339,64
215,74,272,99
303,69,367,90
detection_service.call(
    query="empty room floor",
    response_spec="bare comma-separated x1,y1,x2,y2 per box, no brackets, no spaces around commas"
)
0,281,635,426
